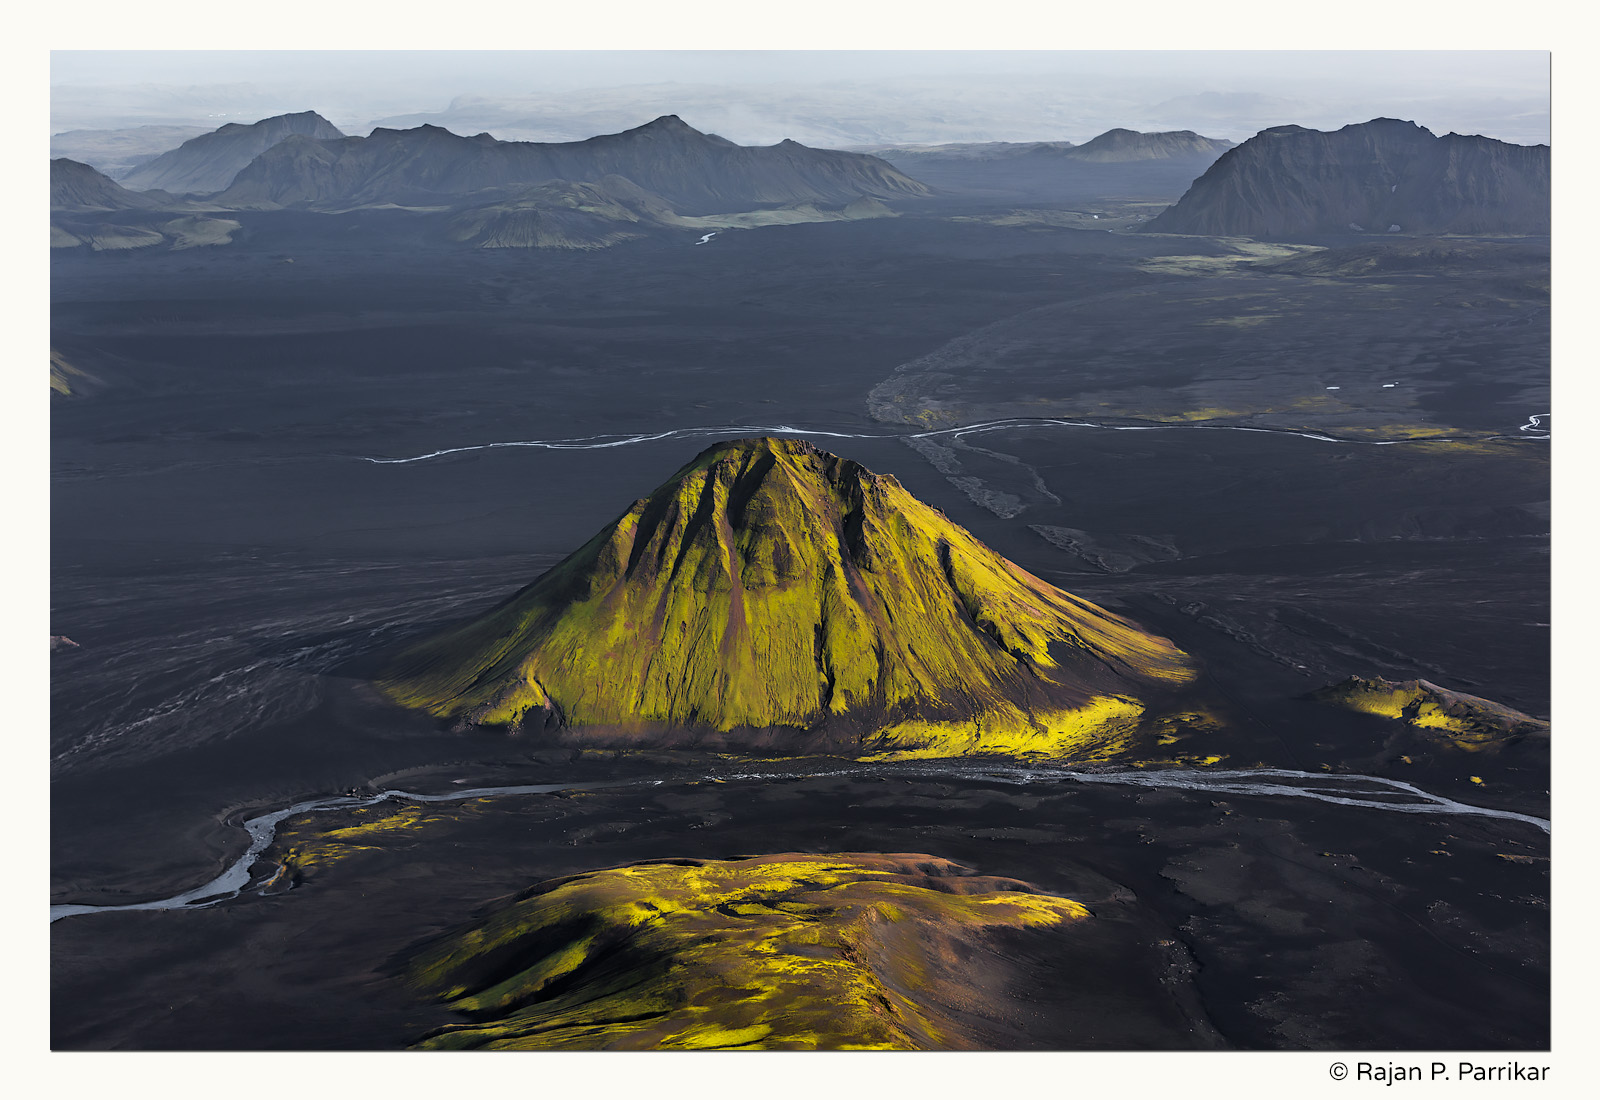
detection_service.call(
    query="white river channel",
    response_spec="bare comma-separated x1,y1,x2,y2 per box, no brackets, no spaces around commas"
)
357,415,1551,465
50,765,1547,924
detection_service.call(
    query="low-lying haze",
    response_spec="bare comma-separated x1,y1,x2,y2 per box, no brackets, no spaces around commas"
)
51,50,1550,148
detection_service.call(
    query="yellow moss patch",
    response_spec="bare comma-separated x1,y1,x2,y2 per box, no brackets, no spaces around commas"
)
50,350,87,396
271,803,442,879
1336,423,1460,441
861,694,1143,761
409,853,1089,1051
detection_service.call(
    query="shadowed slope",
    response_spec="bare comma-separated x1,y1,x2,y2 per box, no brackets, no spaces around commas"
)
50,158,160,211
378,438,1193,754
408,853,1091,1050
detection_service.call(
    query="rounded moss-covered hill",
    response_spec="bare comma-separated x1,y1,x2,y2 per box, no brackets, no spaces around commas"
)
1310,675,1549,751
377,437,1195,754
407,853,1093,1051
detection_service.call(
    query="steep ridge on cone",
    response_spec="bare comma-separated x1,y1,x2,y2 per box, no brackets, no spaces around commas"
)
378,438,1194,753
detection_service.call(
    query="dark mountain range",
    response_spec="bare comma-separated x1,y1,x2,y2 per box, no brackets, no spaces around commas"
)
216,115,932,214
378,437,1194,754
1145,118,1550,239
119,111,345,196
50,158,160,212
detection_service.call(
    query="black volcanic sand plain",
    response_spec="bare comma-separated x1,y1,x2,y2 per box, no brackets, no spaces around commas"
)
52,208,1548,1049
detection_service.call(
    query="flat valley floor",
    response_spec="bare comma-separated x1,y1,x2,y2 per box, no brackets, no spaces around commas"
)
50,213,1550,1049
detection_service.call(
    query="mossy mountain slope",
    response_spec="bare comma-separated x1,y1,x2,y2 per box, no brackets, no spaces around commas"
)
379,438,1194,752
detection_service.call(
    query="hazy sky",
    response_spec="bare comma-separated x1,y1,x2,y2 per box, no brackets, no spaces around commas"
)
49,50,1550,92
49,50,1550,147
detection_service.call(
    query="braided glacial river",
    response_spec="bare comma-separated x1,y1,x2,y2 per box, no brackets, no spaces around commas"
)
357,414,1551,466
49,763,1548,924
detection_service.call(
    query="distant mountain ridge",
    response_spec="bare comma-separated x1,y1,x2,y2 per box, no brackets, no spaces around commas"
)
120,110,345,195
852,129,1235,205
1065,128,1234,163
218,115,932,215
50,125,213,179
853,128,1232,165
1145,118,1549,238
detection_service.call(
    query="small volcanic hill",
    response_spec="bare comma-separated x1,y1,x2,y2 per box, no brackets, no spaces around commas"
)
378,437,1194,754
217,115,932,214
119,110,345,195
445,176,681,250
408,853,1091,1050
50,158,160,211
1064,128,1234,163
1311,676,1549,751
1145,118,1549,239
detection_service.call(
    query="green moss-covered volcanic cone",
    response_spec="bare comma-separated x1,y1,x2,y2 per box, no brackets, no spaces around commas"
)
378,437,1195,754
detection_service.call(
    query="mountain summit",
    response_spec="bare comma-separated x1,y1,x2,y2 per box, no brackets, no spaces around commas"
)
379,438,1194,754
1145,118,1549,238
119,110,346,195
